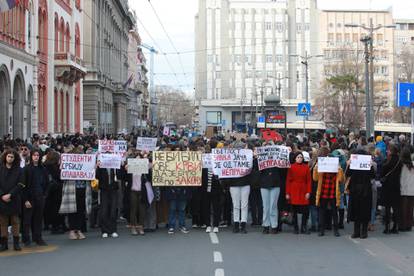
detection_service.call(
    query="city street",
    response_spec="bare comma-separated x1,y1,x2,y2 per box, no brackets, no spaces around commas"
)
2,222,414,276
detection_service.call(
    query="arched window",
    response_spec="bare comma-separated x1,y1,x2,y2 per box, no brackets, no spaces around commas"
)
38,9,43,51
65,22,70,53
54,88,58,132
60,89,64,133
76,0,81,10
66,92,70,132
59,17,64,52
54,13,58,52
75,23,80,57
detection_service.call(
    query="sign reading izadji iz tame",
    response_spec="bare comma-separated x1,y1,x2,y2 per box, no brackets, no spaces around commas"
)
152,151,202,186
317,157,339,173
60,154,97,180
212,148,253,178
256,146,291,170
98,140,127,153
136,137,157,151
350,154,372,171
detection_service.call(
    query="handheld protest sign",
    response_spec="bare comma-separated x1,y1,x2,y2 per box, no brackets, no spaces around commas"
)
256,146,291,170
350,154,372,171
317,157,339,173
61,154,97,180
212,148,253,178
127,158,149,175
136,137,157,152
97,153,122,169
152,151,202,186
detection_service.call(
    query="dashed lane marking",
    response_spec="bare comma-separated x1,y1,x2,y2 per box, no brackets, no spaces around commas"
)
215,268,225,276
387,265,403,275
214,251,223,263
365,249,377,257
209,232,219,244
348,235,360,244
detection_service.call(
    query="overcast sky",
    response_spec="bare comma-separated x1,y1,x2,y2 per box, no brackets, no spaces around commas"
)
129,0,414,93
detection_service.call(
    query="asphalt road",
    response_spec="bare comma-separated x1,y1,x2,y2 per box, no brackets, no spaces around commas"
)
1,222,414,276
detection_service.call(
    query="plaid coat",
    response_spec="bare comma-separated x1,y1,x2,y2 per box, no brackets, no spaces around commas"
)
313,165,344,207
59,180,92,214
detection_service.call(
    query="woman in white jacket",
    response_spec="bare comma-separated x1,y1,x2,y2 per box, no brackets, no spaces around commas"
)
399,147,414,232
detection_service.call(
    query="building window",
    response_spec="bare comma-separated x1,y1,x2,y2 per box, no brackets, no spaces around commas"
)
65,23,70,53
266,55,272,63
59,17,64,52
275,22,283,32
329,23,334,28
206,111,222,125
275,55,283,63
265,22,272,30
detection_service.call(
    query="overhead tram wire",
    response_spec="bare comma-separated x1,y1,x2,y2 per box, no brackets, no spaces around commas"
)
147,0,191,85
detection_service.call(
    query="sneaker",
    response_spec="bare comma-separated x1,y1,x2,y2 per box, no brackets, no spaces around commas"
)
77,231,86,240
102,233,109,238
192,224,199,229
180,227,189,234
206,226,212,233
213,227,219,233
131,228,138,236
69,231,77,240
168,228,175,234
111,232,119,238
35,239,48,246
201,224,207,229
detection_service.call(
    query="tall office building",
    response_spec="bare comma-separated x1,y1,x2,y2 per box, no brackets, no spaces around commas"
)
195,0,320,132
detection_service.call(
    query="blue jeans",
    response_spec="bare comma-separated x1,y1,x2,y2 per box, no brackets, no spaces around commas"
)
260,187,280,228
168,199,187,229
309,205,319,229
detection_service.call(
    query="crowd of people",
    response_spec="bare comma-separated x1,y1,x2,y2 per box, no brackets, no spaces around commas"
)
0,130,413,252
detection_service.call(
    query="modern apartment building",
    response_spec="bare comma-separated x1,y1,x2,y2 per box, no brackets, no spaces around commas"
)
394,19,414,82
195,0,320,132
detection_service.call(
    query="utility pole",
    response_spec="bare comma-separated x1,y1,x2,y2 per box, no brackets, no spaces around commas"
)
361,36,372,139
140,43,158,127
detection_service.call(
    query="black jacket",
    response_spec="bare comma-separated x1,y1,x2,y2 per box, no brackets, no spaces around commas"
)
259,167,283,189
23,163,49,201
380,154,402,206
0,165,25,216
96,168,122,191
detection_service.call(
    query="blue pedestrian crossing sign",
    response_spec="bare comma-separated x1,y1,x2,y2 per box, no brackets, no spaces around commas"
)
258,116,265,123
297,103,311,116
397,82,414,107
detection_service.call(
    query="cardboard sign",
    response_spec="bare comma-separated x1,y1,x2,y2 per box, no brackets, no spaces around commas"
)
136,137,157,152
98,140,127,153
98,153,122,169
317,157,339,173
202,153,213,169
212,148,253,178
127,158,149,175
256,146,291,170
61,154,97,180
350,154,372,171
302,151,310,162
152,151,202,186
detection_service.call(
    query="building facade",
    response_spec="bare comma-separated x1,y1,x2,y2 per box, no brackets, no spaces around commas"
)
83,0,134,135
0,0,37,139
195,0,320,132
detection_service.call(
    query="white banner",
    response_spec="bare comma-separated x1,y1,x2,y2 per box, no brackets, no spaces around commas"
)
350,154,372,171
212,148,253,178
61,154,97,180
98,153,122,169
317,157,339,173
202,153,213,169
98,140,127,153
127,158,149,175
136,137,157,152
256,146,291,170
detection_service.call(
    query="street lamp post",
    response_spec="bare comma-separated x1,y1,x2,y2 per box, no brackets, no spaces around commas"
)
345,19,395,138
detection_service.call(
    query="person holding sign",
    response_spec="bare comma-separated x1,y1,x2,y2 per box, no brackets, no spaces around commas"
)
345,150,375,239
313,148,345,237
286,152,312,235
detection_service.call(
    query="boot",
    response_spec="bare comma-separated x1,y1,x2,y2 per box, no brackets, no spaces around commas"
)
293,214,299,234
301,216,310,234
383,223,390,234
262,227,270,234
390,223,399,234
352,222,361,239
338,209,345,229
334,229,340,237
232,222,240,233
0,237,8,252
13,236,21,251
240,222,247,234
361,223,368,239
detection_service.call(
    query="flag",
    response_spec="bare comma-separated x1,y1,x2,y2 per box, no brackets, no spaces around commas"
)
122,74,133,89
0,0,20,12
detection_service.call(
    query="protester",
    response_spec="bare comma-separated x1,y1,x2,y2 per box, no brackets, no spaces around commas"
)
0,149,25,251
399,146,414,232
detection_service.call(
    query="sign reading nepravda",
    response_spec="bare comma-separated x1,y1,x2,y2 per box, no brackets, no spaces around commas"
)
152,151,202,186
256,146,291,170
212,148,253,178
61,154,97,180
98,140,127,153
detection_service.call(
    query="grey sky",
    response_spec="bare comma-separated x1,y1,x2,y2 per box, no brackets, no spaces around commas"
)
129,0,414,93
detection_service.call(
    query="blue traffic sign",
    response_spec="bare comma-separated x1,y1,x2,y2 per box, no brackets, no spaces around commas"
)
258,116,265,123
397,82,414,107
297,103,311,116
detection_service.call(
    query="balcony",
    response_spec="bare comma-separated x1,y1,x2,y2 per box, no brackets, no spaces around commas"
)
54,52,87,85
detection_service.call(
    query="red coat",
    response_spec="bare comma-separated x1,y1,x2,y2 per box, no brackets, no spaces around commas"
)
286,163,312,206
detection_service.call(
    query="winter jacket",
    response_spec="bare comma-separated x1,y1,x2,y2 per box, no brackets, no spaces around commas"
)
286,163,312,205
23,163,50,201
380,154,402,206
260,167,283,189
400,164,414,196
0,165,25,216
313,165,344,207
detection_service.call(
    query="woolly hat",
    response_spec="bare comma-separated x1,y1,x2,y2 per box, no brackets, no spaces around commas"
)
376,136,383,142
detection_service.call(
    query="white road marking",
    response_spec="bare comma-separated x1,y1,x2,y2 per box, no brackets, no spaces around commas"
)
214,251,223,263
215,268,225,276
365,249,377,257
387,265,403,274
210,232,219,244
348,236,360,244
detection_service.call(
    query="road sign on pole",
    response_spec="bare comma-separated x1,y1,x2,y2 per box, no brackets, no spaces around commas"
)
297,103,311,116
397,82,414,107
